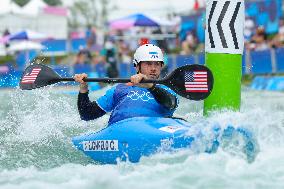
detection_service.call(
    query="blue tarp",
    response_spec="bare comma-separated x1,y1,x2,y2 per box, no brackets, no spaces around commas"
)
251,76,284,91
250,50,272,74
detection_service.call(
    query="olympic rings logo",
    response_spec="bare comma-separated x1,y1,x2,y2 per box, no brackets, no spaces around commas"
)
127,91,154,101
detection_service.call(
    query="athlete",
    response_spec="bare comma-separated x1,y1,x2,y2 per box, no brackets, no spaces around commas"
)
74,44,178,125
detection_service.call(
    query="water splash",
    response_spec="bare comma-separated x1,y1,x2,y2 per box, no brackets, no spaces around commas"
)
0,87,283,188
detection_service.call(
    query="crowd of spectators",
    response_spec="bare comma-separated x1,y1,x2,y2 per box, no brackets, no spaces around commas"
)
245,17,284,51
3,13,283,78
71,15,284,78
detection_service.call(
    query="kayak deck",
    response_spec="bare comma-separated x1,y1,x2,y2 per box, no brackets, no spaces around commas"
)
72,117,196,164
72,117,259,164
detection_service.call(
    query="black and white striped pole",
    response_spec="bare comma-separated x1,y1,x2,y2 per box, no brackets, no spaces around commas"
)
204,0,245,115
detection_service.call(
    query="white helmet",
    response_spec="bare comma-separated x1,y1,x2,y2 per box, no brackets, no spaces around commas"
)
133,44,164,67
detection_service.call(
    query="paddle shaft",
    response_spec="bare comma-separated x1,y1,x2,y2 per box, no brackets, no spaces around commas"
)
20,63,213,100
58,77,164,84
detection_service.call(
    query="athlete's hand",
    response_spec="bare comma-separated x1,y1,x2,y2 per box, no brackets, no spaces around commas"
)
74,73,89,93
126,73,154,88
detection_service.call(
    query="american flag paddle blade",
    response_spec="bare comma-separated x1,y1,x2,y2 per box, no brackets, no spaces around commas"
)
184,71,208,92
149,64,213,100
20,64,62,90
21,68,41,84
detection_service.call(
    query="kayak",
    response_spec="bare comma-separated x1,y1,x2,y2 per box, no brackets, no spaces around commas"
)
72,117,200,164
72,117,258,164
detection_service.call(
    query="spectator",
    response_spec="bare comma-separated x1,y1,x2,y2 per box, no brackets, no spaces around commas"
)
92,51,107,78
140,37,149,45
101,40,118,78
180,31,198,55
75,50,90,65
248,26,269,51
117,39,131,64
171,13,181,34
74,49,92,65
86,26,97,45
153,27,169,53
73,49,93,74
180,40,191,55
138,28,150,45
2,29,10,48
86,27,98,52
187,31,198,50
244,16,255,42
271,18,284,48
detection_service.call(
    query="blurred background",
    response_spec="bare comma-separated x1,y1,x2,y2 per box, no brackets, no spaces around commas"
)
0,0,283,91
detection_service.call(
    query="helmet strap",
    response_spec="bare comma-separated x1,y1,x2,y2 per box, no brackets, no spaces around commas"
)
136,63,141,74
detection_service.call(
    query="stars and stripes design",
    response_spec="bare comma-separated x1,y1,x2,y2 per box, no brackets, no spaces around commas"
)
184,71,208,92
21,68,41,84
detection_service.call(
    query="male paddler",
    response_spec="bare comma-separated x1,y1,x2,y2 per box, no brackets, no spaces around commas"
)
74,44,179,125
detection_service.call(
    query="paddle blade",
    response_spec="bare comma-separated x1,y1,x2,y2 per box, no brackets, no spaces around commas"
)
19,64,61,90
163,64,214,100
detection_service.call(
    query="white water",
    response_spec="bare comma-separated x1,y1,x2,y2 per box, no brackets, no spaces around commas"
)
0,86,283,189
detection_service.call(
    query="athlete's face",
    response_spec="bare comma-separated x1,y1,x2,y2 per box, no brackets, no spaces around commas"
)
137,61,163,79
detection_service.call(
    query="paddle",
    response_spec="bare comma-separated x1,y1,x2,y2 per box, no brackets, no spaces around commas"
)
19,63,214,100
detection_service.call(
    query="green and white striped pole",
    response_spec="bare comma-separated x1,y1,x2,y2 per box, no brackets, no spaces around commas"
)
204,0,244,115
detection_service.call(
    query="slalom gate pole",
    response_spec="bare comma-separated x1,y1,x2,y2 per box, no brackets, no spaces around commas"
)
204,0,245,115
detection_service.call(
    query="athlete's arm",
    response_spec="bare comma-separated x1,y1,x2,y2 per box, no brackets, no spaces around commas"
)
77,92,106,121
75,73,108,121
148,84,178,110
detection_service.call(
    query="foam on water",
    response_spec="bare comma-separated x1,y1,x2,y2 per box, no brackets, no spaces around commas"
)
0,86,283,189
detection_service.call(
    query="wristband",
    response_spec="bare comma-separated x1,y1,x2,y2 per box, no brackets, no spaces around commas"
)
80,83,89,93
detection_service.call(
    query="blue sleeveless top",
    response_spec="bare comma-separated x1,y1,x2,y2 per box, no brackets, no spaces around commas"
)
96,84,177,125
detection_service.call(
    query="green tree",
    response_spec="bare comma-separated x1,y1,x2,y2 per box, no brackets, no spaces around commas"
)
12,0,30,7
68,0,113,30
71,1,97,28
13,0,62,7
43,0,62,6
101,0,110,27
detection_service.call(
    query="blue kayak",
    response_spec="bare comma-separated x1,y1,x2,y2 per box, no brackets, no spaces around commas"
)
72,117,258,164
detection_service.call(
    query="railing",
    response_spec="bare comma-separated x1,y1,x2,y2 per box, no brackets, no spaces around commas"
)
1,48,284,88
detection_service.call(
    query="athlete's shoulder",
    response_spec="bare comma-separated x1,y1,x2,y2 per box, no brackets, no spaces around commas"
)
96,85,118,112
104,85,117,93
115,83,128,89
